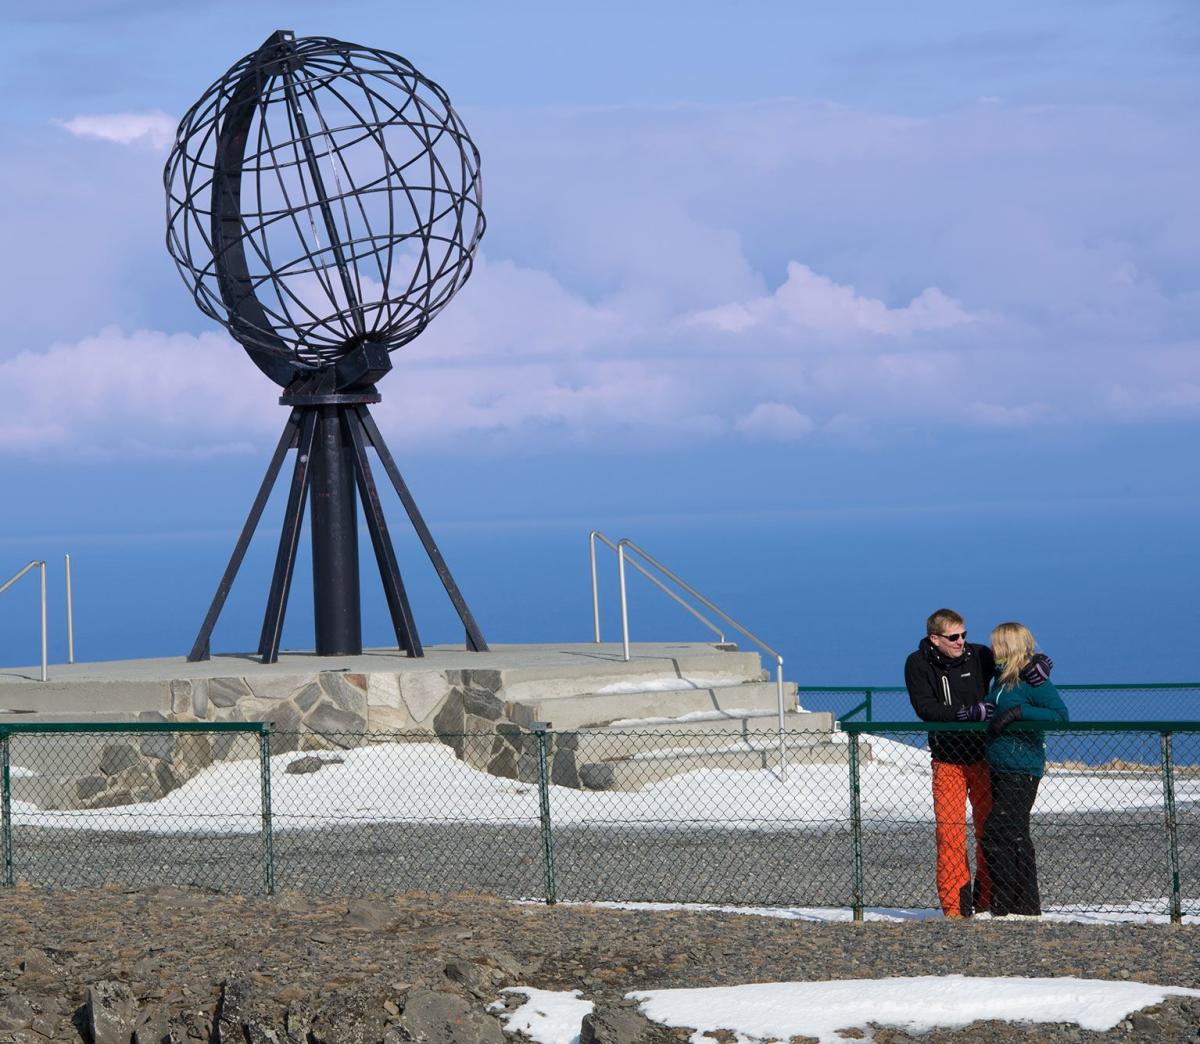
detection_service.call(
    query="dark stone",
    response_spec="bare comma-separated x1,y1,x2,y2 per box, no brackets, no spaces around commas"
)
395,988,505,1044
496,722,524,752
462,686,503,721
319,672,368,715
516,752,540,785
579,763,616,790
487,747,518,780
443,959,495,999
579,1000,656,1043
555,730,579,751
0,993,34,1033
285,756,345,775
154,761,178,795
140,733,175,760
293,682,323,713
463,669,502,694
209,677,252,708
302,703,368,742
267,727,301,757
551,747,580,788
433,689,466,757
98,743,139,776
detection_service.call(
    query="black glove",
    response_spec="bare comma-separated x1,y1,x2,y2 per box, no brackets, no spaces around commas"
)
955,702,994,722
1020,653,1054,687
987,704,1023,738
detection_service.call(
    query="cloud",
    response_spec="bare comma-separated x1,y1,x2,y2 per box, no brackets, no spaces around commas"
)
55,110,175,149
688,262,978,336
734,403,815,442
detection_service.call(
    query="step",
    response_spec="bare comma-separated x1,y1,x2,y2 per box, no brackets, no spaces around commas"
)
497,649,767,703
510,680,794,730
576,734,865,790
571,709,834,762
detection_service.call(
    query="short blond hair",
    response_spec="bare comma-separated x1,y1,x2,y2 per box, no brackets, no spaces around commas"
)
926,609,964,636
991,622,1036,689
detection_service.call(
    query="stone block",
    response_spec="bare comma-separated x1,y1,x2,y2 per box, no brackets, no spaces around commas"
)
551,747,579,788
76,775,108,801
172,733,213,774
246,674,309,702
432,688,465,736
98,743,139,776
516,752,540,784
303,703,367,743
462,685,503,721
169,679,194,717
399,671,453,723
366,705,416,733
208,677,252,709
463,669,502,693
140,733,175,760
86,981,139,1044
319,672,368,716
367,673,403,709
396,988,504,1044
293,682,324,713
579,763,616,791
487,746,518,780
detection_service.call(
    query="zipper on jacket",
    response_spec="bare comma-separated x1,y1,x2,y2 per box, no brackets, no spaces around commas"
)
941,675,951,706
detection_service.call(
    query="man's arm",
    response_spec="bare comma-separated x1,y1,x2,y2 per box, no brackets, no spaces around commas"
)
905,654,956,722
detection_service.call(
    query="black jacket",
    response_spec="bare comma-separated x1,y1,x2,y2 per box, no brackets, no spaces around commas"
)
904,638,996,764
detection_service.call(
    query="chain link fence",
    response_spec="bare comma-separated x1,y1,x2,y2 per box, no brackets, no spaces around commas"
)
1,720,1196,920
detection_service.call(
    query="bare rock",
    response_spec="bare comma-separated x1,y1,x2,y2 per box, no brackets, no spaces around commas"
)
99,743,140,775
579,763,616,791
87,980,140,1044
579,999,657,1043
285,756,345,776
0,993,35,1033
217,973,283,1043
395,987,505,1043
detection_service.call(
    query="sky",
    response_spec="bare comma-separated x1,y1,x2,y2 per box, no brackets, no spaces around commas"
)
0,1,1197,686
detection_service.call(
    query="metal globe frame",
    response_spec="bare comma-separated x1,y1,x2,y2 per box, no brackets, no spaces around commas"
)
165,29,488,663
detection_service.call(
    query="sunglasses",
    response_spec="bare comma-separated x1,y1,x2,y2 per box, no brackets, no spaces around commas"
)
937,631,967,642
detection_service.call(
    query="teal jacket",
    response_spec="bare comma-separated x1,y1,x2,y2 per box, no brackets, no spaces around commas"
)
985,677,1069,778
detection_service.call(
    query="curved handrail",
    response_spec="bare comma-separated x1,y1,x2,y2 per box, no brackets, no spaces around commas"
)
591,535,791,781
589,531,725,644
0,561,47,681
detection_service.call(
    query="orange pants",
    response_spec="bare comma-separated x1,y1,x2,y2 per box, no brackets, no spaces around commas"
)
932,759,992,916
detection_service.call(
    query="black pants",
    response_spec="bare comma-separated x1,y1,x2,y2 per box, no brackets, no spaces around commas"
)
981,770,1042,916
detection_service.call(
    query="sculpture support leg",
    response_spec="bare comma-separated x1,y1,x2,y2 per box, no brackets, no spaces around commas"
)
357,406,489,652
310,406,363,657
345,410,422,657
187,409,300,662
259,410,317,664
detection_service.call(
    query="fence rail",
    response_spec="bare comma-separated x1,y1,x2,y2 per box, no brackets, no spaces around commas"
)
817,683,1200,723
1,720,1197,923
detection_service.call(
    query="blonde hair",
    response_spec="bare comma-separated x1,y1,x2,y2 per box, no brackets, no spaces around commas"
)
991,622,1036,689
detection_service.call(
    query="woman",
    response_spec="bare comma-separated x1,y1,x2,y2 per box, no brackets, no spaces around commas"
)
981,622,1069,918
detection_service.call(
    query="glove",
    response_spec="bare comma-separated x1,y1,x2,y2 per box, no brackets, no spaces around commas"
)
987,704,1023,738
955,702,994,722
1020,653,1054,687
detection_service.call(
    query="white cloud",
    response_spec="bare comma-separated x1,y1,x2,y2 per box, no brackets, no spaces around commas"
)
55,110,176,150
734,403,815,442
689,262,978,336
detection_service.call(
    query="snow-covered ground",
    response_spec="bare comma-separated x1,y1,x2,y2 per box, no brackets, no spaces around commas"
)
11,736,1196,834
499,976,1200,1044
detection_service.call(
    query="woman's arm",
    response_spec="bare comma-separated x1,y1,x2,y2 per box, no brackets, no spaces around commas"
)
1020,680,1070,723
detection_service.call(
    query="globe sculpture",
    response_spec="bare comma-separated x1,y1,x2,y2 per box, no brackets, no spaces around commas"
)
165,29,488,663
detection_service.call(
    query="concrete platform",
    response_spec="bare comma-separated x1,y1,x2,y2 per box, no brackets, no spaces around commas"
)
0,642,846,796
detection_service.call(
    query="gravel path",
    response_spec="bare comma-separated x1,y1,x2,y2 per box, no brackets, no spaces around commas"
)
2,886,1200,1042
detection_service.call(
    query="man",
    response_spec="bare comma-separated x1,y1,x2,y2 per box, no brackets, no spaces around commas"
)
905,608,1052,918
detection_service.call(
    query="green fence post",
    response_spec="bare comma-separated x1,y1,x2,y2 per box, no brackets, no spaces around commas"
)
848,730,864,921
259,727,275,897
1160,731,1181,924
532,722,557,905
865,689,873,723
1,730,12,887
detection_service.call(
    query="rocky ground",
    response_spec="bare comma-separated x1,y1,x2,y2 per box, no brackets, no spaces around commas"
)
1,886,1200,1043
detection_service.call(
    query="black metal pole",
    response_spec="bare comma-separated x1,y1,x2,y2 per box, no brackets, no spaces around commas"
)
310,406,362,655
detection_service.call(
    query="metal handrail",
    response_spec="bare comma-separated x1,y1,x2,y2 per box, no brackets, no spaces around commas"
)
590,532,725,644
591,534,790,781
0,561,47,681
